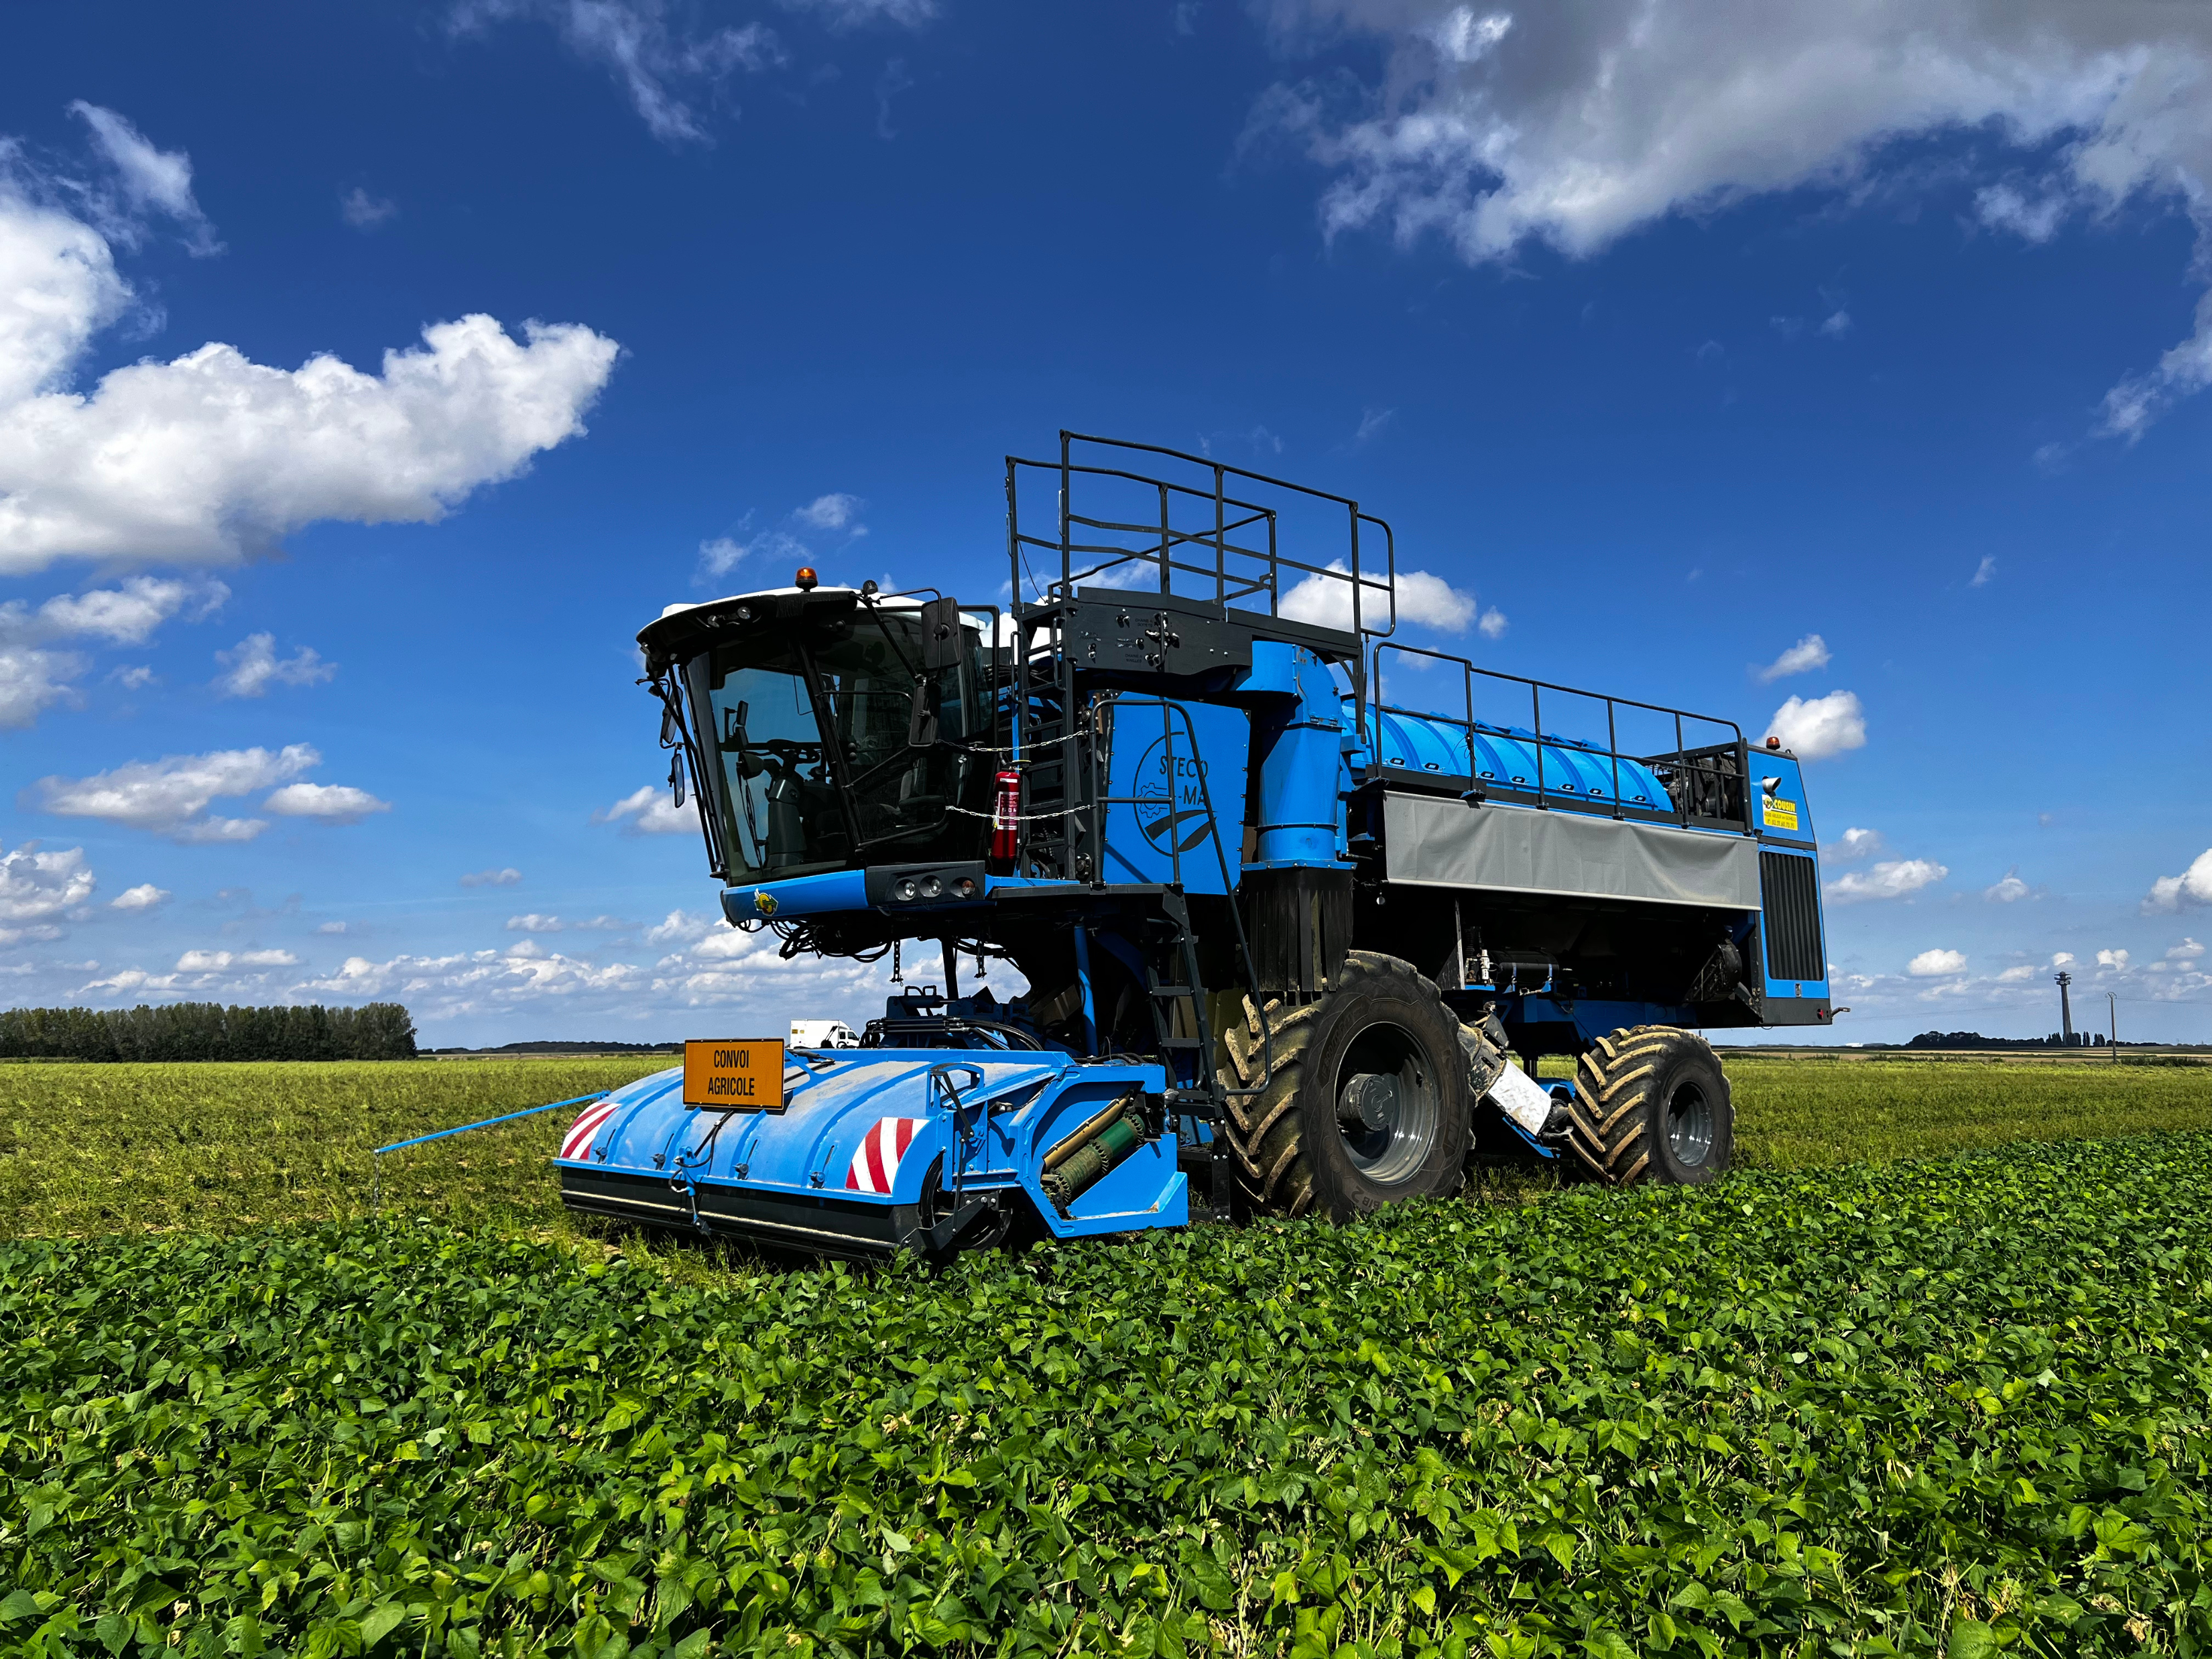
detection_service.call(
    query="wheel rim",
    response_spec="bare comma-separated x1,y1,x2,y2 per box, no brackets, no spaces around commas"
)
1333,1022,1440,1185
1665,1079,1714,1166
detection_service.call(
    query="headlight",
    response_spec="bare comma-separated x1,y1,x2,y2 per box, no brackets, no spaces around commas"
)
895,878,918,902
920,875,943,898
952,876,977,898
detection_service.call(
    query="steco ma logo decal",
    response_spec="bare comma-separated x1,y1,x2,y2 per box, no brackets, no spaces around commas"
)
1134,735,1215,855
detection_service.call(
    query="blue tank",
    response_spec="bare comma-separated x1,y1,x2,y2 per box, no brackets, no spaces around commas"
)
1363,700,1673,813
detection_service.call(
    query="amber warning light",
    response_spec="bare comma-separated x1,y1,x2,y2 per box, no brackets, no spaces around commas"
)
682,1038,786,1111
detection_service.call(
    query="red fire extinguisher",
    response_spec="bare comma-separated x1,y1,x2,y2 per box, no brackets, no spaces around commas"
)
990,770,1021,869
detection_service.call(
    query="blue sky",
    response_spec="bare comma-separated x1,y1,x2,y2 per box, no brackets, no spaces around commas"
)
1,0,2207,1046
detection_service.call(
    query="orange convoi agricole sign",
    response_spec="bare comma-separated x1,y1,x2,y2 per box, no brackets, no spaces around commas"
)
682,1039,786,1111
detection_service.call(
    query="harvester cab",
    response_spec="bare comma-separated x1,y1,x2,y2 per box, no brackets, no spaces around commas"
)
558,433,1836,1258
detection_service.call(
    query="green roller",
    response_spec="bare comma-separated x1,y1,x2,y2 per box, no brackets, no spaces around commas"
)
1040,1101,1149,1215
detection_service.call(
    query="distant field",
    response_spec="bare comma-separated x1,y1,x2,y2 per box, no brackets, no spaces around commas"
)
1717,1052,2210,1167
1,1050,2205,1239
0,1058,668,1240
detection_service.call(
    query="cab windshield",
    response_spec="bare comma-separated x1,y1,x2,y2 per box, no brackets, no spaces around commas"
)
682,608,992,883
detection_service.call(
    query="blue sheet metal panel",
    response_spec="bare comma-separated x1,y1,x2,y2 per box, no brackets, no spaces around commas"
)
556,1054,1189,1240
1006,1067,1188,1238
1752,753,1814,842
719,867,870,925
1100,698,1251,892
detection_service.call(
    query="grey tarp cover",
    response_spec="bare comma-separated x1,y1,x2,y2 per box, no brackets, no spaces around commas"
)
1383,792,1761,910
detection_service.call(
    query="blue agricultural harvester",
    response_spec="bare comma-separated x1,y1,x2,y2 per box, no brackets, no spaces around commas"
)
558,434,1837,1257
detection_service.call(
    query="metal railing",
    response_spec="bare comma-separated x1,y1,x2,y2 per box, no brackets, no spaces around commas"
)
1006,431,1398,645
1371,643,1751,831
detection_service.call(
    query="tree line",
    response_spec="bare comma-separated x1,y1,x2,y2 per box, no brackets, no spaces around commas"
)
0,1003,417,1062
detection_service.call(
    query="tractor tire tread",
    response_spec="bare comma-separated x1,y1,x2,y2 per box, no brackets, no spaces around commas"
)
1215,951,1467,1219
1566,1026,1730,1187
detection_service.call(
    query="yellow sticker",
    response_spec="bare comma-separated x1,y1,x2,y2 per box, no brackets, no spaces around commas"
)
1762,795,1800,831
683,1038,786,1111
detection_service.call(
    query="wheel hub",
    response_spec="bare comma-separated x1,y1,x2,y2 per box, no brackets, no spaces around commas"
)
1333,1022,1440,1186
1338,1072,1400,1131
1666,1080,1714,1165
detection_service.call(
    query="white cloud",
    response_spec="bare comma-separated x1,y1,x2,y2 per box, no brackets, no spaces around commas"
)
0,840,96,942
0,575,225,728
176,947,298,972
1971,554,1998,587
2170,937,2205,961
1756,633,1831,683
109,883,168,911
110,665,154,690
597,784,695,835
1908,948,1967,977
2096,947,2130,971
262,782,391,824
19,575,225,645
507,913,564,932
2143,847,2212,913
574,914,627,930
460,867,523,887
340,188,396,230
1824,826,1886,861
1475,606,1507,639
450,0,784,147
1353,406,1396,444
1826,858,1947,904
1766,690,1865,759
1983,868,2032,902
1818,310,1851,339
792,491,863,530
25,743,377,842
645,908,715,945
698,535,750,576
2052,951,2075,968
294,943,647,1018
0,119,619,572
1995,964,2037,982
1250,1,2212,438
1278,559,1477,632
316,920,347,934
213,633,336,698
0,647,87,731
699,493,869,582
66,103,219,256
786,0,939,26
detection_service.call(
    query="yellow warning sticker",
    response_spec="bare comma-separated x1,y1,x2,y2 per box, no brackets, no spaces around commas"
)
1762,795,1800,832
683,1039,786,1111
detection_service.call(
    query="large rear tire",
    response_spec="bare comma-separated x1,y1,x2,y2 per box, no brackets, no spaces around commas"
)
1565,1025,1733,1185
1219,950,1471,1220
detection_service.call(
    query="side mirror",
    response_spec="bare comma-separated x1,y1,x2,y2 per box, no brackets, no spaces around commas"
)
920,596,963,671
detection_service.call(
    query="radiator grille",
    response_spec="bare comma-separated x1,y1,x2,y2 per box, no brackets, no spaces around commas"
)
1761,851,1825,984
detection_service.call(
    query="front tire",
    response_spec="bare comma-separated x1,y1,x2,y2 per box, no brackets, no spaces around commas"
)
1220,950,1472,1220
1566,1025,1733,1185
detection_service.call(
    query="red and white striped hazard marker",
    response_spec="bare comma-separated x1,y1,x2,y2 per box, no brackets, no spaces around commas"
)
845,1117,926,1194
559,1099,620,1161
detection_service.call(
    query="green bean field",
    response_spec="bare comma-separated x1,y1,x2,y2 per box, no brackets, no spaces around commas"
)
3,1054,2209,1656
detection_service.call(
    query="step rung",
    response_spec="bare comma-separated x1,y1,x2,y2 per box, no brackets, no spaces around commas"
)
1160,1036,1205,1050
1149,985,1194,997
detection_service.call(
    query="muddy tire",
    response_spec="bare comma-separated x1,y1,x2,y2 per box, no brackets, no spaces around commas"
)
1219,950,1471,1220
1564,1026,1732,1185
